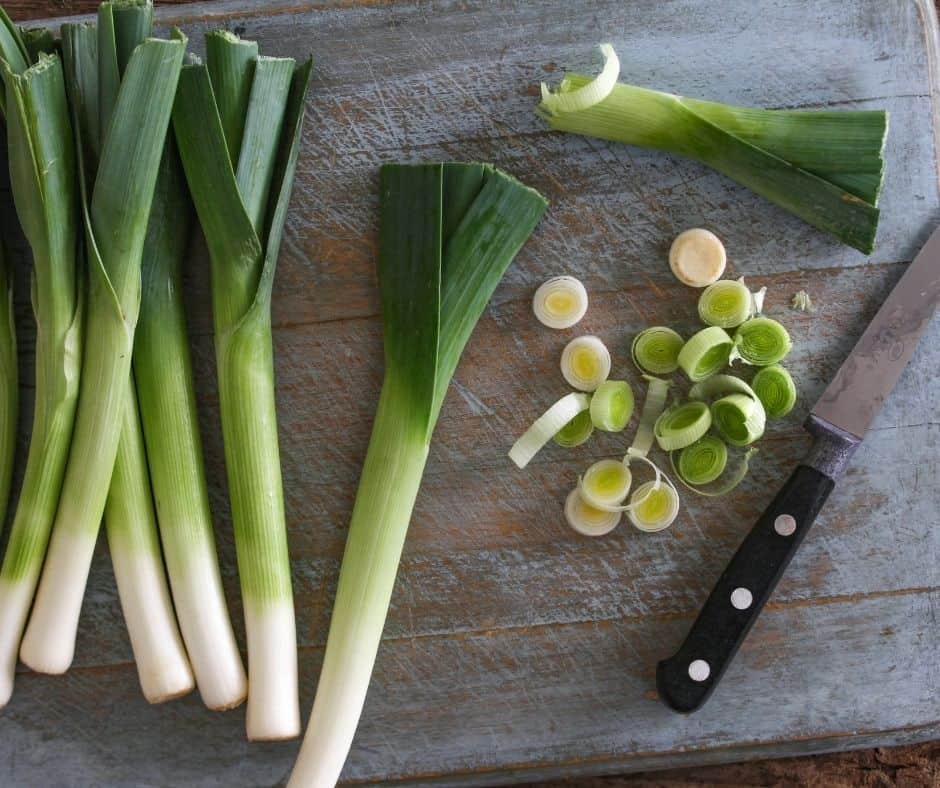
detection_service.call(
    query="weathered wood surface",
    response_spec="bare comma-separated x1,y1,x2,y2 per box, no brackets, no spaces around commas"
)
2,0,939,786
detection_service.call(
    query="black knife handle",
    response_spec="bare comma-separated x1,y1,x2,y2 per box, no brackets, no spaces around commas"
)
656,464,835,713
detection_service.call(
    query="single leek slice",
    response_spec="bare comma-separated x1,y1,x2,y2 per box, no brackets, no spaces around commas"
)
537,46,886,253
628,479,680,532
578,459,632,509
751,363,797,418
0,244,14,534
289,163,547,788
510,392,590,467
672,445,755,498
589,380,634,431
553,409,594,448
654,401,712,451
678,326,734,381
675,435,728,485
565,488,621,536
669,228,726,287
20,27,186,677
690,374,766,446
0,43,81,706
173,30,311,740
560,335,611,391
540,43,619,116
698,279,753,328
533,275,588,328
732,316,792,365
632,326,683,375
631,376,672,457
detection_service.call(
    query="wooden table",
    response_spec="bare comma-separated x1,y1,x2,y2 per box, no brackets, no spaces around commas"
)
3,1,939,786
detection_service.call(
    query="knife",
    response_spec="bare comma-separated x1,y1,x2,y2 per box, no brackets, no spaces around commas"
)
656,225,940,713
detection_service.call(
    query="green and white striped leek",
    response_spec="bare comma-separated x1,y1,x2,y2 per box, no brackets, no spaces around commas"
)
19,16,185,676
0,31,81,705
0,243,14,537
288,163,547,787
539,45,887,253
172,31,312,739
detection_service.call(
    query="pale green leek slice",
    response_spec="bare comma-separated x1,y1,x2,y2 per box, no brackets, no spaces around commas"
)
578,459,632,509
533,275,588,328
589,379,634,431
732,316,792,365
628,478,680,532
564,487,621,536
751,363,797,418
510,392,590,467
690,374,766,446
540,43,619,116
698,278,753,328
654,401,712,451
553,409,594,448
678,326,734,381
560,334,611,391
632,326,683,375
675,435,727,485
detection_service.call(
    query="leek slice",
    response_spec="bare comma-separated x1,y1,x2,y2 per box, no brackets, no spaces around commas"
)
533,275,588,329
690,374,766,446
553,409,594,448
564,488,621,536
698,278,753,328
654,401,712,451
560,335,611,391
671,444,755,498
536,45,886,253
510,392,590,468
540,43,619,116
631,376,672,457
675,435,728,485
589,380,634,431
290,163,547,788
628,479,680,532
751,363,797,418
732,316,792,365
578,459,632,509
677,326,734,381
669,228,726,287
632,326,683,375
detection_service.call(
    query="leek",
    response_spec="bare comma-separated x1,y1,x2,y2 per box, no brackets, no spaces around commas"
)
288,163,547,786
0,37,82,705
539,45,887,253
0,244,13,534
560,334,611,391
553,409,594,448
19,20,185,675
172,31,312,739
532,275,587,328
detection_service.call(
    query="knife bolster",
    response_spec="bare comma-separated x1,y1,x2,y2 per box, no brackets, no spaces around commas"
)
804,414,861,479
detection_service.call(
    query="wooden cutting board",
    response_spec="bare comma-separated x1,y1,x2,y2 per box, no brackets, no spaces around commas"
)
2,0,939,785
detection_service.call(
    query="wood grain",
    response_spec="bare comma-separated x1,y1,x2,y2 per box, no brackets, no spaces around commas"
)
1,0,939,786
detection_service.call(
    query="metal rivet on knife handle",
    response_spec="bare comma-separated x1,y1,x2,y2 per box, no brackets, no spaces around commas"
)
774,514,797,536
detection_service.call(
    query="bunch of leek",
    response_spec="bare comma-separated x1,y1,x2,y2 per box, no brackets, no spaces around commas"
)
0,19,81,705
19,11,185,676
539,45,887,253
288,163,548,786
172,31,312,739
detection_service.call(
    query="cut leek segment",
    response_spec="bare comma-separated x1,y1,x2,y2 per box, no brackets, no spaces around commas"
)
589,380,634,431
0,244,14,535
533,275,588,328
565,488,621,536
560,335,611,391
678,326,734,382
289,163,547,788
628,478,680,532
536,47,886,253
672,445,756,498
654,401,712,451
540,43,619,116
669,228,726,287
632,326,683,375
698,279,753,328
791,290,814,312
751,364,797,418
630,376,672,457
578,459,632,510
732,316,792,365
510,392,590,467
675,435,728,485
553,409,594,448
690,374,766,446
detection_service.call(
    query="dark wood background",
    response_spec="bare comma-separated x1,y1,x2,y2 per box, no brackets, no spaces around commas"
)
4,1,938,787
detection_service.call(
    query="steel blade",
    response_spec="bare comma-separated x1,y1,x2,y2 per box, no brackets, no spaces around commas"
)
812,224,940,439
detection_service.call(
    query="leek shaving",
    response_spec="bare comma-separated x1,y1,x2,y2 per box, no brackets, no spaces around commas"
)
510,394,590,469
539,43,619,117
791,290,815,312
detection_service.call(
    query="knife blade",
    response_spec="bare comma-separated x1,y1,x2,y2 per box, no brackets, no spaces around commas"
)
656,224,940,714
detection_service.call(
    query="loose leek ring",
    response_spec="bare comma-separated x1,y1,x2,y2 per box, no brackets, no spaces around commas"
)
589,380,634,431
627,479,680,532
560,335,611,391
631,326,683,375
669,228,726,287
532,276,588,329
553,410,594,448
540,43,620,117
578,459,632,510
677,326,734,382
698,279,753,328
733,317,792,366
509,392,591,469
751,364,797,418
711,392,765,446
564,488,621,536
653,401,712,451
676,435,728,485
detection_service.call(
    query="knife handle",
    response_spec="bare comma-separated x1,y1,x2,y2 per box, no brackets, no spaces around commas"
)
656,464,835,713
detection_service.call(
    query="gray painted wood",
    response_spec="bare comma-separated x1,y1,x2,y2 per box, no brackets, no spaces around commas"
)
1,0,939,785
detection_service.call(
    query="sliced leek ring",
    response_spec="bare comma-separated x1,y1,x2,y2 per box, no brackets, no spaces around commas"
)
653,401,712,451
553,409,594,447
675,435,728,485
698,278,753,328
589,380,634,432
671,445,756,498
677,326,734,382
630,376,672,457
564,488,621,536
751,364,797,418
732,317,792,366
509,392,591,469
669,228,726,287
578,459,632,510
690,374,766,446
627,479,680,532
560,335,611,391
532,276,588,329
631,326,683,375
